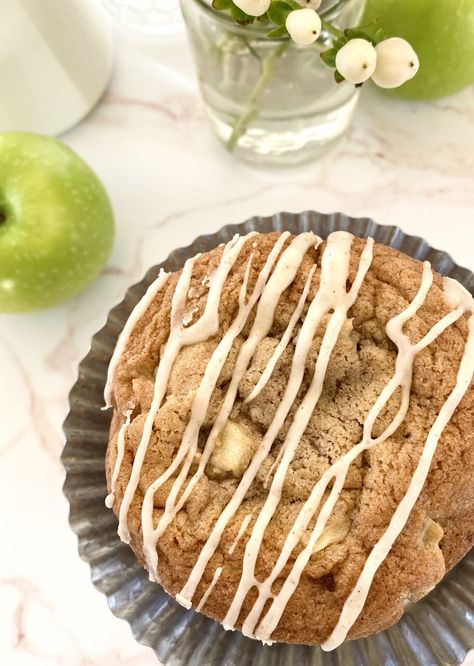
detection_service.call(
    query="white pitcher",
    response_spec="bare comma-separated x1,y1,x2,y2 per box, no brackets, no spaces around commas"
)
1,0,114,135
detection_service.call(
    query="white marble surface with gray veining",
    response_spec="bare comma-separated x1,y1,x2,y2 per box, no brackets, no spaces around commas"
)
1,19,473,666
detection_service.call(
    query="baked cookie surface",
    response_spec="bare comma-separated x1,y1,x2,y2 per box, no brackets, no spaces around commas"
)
104,231,474,647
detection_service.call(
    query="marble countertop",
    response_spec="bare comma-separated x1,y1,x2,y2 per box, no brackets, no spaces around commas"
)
1,18,473,666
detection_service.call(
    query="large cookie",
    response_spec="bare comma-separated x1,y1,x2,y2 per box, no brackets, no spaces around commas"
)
104,231,474,647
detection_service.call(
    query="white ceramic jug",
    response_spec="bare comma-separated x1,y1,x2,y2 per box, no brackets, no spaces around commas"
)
1,0,114,135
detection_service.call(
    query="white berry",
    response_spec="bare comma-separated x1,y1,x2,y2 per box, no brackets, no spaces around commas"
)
286,8,322,46
233,0,270,17
296,0,322,9
372,37,419,89
335,38,377,85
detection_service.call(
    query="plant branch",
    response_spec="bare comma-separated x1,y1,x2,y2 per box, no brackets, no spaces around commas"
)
320,18,344,39
227,41,289,151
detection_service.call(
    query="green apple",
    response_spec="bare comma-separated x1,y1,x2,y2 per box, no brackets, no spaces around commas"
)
363,0,474,100
0,132,114,312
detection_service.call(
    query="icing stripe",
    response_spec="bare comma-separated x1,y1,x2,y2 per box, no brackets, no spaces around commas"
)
141,233,293,577
244,265,316,405
105,410,132,508
118,234,252,543
253,264,466,643
323,311,474,650
141,254,257,575
228,514,253,556
104,269,169,408
177,232,321,607
117,257,195,542
224,235,374,632
197,567,223,612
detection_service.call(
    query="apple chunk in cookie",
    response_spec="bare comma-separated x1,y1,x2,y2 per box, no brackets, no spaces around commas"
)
209,421,261,478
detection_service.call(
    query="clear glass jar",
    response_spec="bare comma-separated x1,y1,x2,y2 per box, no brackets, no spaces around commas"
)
181,0,366,166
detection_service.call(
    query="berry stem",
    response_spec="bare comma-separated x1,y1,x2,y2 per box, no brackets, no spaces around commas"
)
320,18,344,39
227,41,289,151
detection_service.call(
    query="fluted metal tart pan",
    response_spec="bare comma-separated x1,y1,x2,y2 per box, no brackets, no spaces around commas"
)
62,211,474,666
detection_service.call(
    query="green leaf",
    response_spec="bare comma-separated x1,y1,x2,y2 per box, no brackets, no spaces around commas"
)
285,0,301,8
230,3,254,24
374,27,386,44
212,0,233,9
332,37,347,50
334,69,345,84
267,24,289,39
320,48,337,68
267,0,292,26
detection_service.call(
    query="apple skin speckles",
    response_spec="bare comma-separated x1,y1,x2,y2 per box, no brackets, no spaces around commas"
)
0,132,115,313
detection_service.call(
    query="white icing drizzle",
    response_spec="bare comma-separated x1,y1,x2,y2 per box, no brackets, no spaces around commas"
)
252,264,466,644
105,410,132,508
196,567,223,612
104,269,169,408
444,276,474,311
141,254,256,575
117,256,194,543
324,318,474,649
228,514,253,556
176,232,321,606
223,234,374,632
106,230,474,649
117,234,253,543
142,232,318,578
244,265,316,405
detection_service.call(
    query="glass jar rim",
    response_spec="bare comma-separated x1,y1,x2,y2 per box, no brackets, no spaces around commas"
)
185,0,355,37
